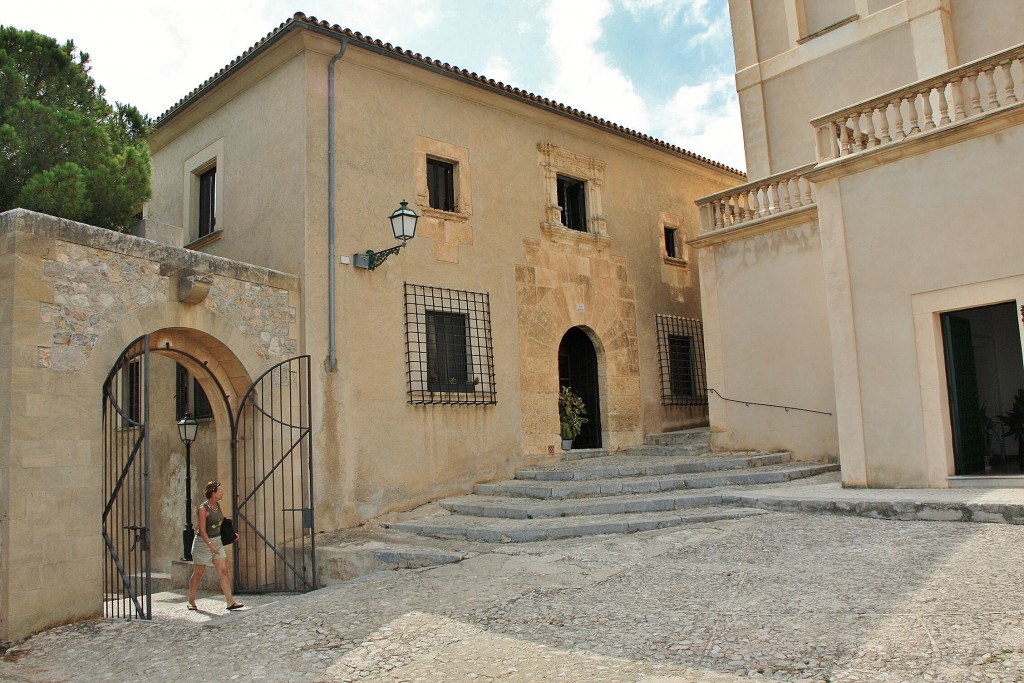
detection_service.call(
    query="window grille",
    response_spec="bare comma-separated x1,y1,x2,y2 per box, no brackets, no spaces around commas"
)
405,283,497,405
656,314,707,406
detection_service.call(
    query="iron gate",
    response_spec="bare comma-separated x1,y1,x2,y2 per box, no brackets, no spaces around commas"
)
102,335,152,620
232,355,316,592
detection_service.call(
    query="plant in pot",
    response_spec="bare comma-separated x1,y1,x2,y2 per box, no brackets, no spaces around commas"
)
998,388,1024,471
558,385,587,451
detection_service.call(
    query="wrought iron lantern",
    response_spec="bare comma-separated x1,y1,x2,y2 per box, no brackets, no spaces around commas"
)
353,200,419,270
177,412,200,560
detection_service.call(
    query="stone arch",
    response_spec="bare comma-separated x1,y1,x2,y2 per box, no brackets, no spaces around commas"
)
517,278,642,456
87,304,269,590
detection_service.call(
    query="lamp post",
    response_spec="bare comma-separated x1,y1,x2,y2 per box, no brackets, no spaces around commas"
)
353,200,419,270
177,413,200,560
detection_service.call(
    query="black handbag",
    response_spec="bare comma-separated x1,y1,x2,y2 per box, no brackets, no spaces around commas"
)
220,517,238,545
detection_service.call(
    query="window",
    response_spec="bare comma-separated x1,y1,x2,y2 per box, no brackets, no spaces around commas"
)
426,311,470,391
664,227,679,259
405,283,497,405
124,357,142,424
656,314,707,406
557,175,587,231
668,335,695,396
175,364,213,421
426,158,456,212
416,137,472,221
197,167,216,238
539,143,607,238
183,138,224,245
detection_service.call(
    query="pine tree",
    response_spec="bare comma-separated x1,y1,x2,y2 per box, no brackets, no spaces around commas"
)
0,26,151,231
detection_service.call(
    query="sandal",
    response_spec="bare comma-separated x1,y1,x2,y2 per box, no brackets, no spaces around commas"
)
227,602,244,610
186,603,198,611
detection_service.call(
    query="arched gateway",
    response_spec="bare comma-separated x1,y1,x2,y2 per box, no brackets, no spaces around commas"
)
101,330,315,621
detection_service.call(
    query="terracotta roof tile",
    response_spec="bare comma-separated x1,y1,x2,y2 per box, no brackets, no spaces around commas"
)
155,12,744,177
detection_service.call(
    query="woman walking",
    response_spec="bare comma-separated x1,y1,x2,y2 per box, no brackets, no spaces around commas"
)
187,481,243,611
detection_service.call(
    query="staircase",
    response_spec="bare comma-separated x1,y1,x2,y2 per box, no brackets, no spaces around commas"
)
385,428,838,543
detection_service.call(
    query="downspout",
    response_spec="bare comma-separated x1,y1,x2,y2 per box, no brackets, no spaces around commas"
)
327,38,348,372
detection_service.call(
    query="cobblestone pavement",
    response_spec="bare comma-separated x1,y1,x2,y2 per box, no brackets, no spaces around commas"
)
2,512,1023,682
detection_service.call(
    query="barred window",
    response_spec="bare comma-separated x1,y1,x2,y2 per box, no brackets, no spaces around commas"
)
656,315,707,406
405,283,497,405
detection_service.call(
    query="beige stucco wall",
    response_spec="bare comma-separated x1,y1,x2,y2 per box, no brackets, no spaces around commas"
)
729,1,990,179
696,212,838,461
0,209,300,644
149,29,742,532
809,107,1024,486
949,0,1024,63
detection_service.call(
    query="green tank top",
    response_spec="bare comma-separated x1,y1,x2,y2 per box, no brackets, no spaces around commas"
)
201,501,224,538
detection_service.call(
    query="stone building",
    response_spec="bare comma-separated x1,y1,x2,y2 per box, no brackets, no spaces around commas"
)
694,0,1024,486
0,14,741,642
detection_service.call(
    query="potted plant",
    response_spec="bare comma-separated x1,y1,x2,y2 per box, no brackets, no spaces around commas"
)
998,388,1024,471
558,385,587,451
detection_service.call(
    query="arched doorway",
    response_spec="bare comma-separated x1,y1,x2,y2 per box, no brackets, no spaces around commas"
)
558,327,602,449
101,330,316,621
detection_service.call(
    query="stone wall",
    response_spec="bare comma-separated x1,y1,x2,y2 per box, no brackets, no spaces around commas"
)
0,209,300,645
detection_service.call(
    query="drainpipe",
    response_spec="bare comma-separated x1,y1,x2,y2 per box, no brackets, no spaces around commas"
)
327,38,348,372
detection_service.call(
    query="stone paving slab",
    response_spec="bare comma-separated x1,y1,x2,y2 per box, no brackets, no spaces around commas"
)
725,477,1024,524
5,512,1022,681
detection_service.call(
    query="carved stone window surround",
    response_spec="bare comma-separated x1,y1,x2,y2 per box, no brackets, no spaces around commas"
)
538,143,607,237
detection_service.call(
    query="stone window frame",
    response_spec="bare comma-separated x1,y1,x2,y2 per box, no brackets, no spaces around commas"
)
183,138,225,248
538,143,609,247
659,211,690,267
415,137,472,223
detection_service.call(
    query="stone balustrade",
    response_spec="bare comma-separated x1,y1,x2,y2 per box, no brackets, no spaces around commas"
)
697,164,816,234
813,42,1024,161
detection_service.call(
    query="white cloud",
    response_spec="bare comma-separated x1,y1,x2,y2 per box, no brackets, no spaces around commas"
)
482,55,516,85
654,74,745,171
539,0,649,130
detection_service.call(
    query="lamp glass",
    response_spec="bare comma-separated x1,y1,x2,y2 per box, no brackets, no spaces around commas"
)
177,413,199,445
389,200,418,241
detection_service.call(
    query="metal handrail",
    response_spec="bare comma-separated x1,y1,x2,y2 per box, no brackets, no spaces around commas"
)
708,388,832,416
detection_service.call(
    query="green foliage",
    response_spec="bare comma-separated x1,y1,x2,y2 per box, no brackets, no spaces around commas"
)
0,26,151,231
998,388,1024,460
558,386,588,441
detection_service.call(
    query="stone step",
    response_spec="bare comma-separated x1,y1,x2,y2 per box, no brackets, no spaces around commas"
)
643,428,711,447
386,507,769,543
441,490,729,519
476,463,838,499
515,451,790,481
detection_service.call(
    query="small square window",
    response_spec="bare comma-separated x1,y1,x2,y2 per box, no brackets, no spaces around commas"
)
557,175,587,231
664,227,679,259
426,158,456,212
197,166,216,238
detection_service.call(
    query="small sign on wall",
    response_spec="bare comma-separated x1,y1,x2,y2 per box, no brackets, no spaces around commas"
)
576,304,585,312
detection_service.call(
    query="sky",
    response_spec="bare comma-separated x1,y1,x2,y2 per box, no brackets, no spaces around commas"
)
4,0,746,171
